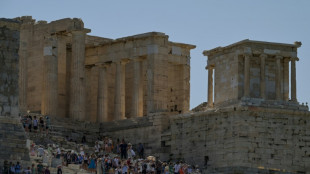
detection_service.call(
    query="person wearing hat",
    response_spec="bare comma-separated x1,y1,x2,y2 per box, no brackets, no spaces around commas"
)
127,143,135,159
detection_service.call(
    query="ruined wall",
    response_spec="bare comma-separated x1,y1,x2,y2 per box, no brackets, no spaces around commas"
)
0,19,20,116
169,107,310,173
0,116,31,169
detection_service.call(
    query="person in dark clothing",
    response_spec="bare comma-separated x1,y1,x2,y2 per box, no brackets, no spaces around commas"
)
44,166,50,174
138,143,144,158
81,135,86,144
57,166,62,174
119,140,128,159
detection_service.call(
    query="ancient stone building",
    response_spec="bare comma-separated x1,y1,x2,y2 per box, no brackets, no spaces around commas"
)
16,16,195,122
203,39,303,109
102,40,309,173
0,16,309,173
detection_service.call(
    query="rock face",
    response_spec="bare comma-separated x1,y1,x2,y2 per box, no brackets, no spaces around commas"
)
0,116,30,169
0,18,20,116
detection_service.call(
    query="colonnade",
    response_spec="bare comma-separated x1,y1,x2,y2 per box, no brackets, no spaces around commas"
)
96,58,145,122
41,29,88,120
207,53,298,107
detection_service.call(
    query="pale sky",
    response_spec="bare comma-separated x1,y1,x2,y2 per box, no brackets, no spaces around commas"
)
1,0,309,109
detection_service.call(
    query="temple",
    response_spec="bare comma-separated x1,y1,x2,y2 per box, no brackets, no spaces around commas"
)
17,16,195,122
203,39,306,110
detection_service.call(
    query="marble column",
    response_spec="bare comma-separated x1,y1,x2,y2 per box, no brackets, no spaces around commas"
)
207,66,214,107
97,63,110,122
69,30,86,121
41,35,58,117
283,58,290,101
114,60,127,120
132,59,144,117
291,57,298,102
275,55,282,100
244,54,251,98
260,54,267,99
19,21,33,113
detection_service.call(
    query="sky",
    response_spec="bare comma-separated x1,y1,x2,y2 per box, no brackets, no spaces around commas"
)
1,0,310,109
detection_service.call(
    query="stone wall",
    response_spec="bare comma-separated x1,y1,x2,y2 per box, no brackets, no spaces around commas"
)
99,106,310,173
0,18,20,116
100,112,173,159
0,116,30,169
168,107,310,173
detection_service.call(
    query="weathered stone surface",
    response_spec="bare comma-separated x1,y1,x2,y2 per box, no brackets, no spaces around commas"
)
0,116,30,169
0,18,20,116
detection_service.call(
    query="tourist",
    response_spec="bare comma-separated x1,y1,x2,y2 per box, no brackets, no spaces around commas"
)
28,116,32,132
37,162,43,174
10,162,15,174
81,135,86,144
57,166,62,174
96,158,102,174
15,162,21,174
45,116,50,134
24,116,29,132
115,138,120,154
121,163,128,174
37,145,44,157
174,161,181,174
127,143,135,159
119,140,127,160
108,137,113,153
88,154,96,173
24,166,31,174
138,143,144,159
2,160,9,174
94,141,100,154
33,116,38,133
82,154,88,170
44,166,50,174
31,164,37,174
39,116,44,133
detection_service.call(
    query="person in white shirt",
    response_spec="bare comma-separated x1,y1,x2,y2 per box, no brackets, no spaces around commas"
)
37,146,45,157
174,162,181,174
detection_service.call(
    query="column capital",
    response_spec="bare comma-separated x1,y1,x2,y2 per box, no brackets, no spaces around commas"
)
259,54,268,59
275,55,283,59
96,62,112,68
283,57,290,62
114,59,130,65
243,53,252,57
290,57,299,61
205,64,215,70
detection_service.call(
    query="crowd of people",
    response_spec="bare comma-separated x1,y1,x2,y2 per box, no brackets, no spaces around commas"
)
36,136,201,174
20,114,50,134
2,116,202,174
1,161,57,174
